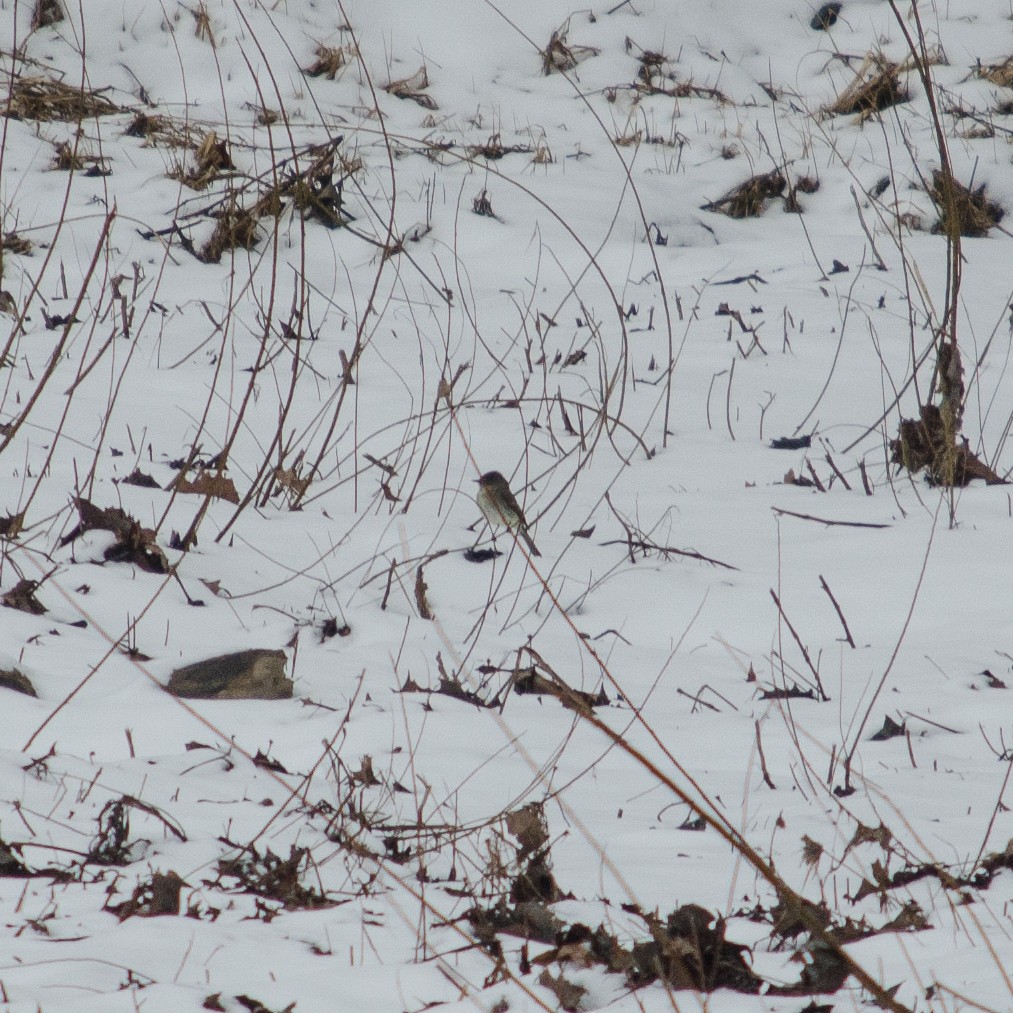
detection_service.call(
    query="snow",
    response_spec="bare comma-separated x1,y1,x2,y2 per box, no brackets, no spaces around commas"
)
2,0,1013,1010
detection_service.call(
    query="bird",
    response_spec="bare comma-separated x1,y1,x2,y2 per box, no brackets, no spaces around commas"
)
475,471,541,556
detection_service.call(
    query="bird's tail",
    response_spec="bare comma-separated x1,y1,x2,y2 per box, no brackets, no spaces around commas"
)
521,527,541,557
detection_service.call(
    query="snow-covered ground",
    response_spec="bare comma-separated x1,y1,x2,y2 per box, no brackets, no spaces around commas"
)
2,1,1013,1010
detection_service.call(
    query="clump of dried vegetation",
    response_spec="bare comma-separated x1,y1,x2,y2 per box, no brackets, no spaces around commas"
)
215,845,334,911
1,232,33,257
629,44,728,103
927,169,1004,237
541,20,599,76
383,66,437,109
890,329,1004,487
703,170,786,218
60,498,169,573
304,43,356,80
160,137,355,263
3,73,121,122
199,200,260,263
826,54,908,117
31,0,64,29
976,56,1013,88
169,130,235,190
124,110,204,149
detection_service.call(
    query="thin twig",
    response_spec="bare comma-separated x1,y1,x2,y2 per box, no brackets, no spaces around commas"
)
772,507,890,529
725,356,736,440
849,184,887,269
755,721,776,789
858,458,874,496
824,452,852,491
819,574,856,648
769,589,829,701
601,539,738,570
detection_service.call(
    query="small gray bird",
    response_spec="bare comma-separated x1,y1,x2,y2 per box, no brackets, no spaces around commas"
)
475,471,541,556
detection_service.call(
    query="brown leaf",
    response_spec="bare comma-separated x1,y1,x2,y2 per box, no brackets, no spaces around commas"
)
273,466,310,498
173,470,240,503
506,803,549,858
351,755,381,787
0,511,25,538
117,469,161,489
537,968,587,1012
414,565,433,620
801,835,824,867
2,578,46,615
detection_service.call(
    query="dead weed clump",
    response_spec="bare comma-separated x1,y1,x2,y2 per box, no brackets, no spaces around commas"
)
927,169,1004,237
826,54,908,117
469,893,888,1000
2,577,46,615
304,43,356,80
190,2,215,46
541,21,599,76
704,170,786,218
107,870,186,920
166,139,354,263
4,73,121,122
51,139,85,171
466,803,566,950
169,130,235,190
629,44,728,103
215,845,333,911
383,67,437,109
88,796,185,866
50,139,109,175
890,341,1005,486
784,174,821,212
2,232,33,257
60,498,170,572
890,405,1004,485
31,0,64,29
124,111,203,149
977,56,1013,89
200,200,261,263
171,466,241,502
264,144,354,229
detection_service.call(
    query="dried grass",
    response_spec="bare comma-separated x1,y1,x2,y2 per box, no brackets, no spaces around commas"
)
383,67,437,110
201,200,261,263
51,140,85,170
541,23,599,76
465,134,535,160
304,44,356,80
125,111,204,149
255,146,351,229
928,170,1004,238
531,143,553,165
2,233,33,257
3,73,121,122
977,56,1013,89
784,175,820,213
31,0,64,29
168,130,235,190
631,47,728,103
472,189,496,218
891,406,1005,485
703,170,786,218
169,139,355,265
826,54,907,117
191,2,215,47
